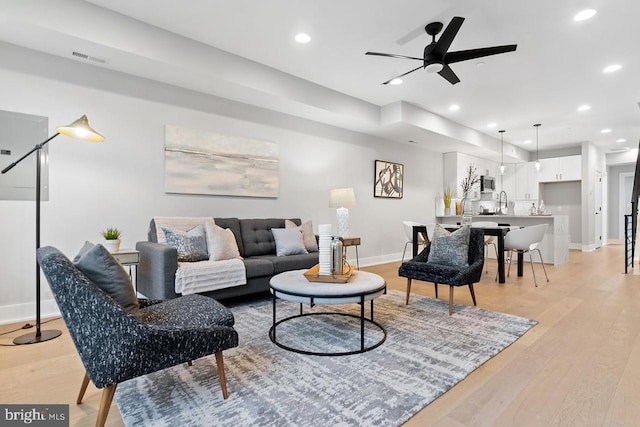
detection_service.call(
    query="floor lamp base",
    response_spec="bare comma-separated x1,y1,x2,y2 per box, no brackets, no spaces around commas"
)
13,329,62,345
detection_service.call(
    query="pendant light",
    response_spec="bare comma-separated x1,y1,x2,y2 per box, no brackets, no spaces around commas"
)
498,129,506,175
534,123,541,171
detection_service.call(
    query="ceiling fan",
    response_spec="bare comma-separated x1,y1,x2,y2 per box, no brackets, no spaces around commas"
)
366,16,517,85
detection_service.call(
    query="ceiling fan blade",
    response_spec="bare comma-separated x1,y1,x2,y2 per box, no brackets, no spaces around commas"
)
445,45,517,64
432,16,465,57
381,65,424,85
438,64,460,85
366,51,423,61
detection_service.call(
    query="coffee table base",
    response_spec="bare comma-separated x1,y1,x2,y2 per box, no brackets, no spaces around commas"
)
269,310,387,356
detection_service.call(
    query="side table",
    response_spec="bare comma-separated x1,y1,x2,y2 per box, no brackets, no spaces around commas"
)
112,249,140,293
341,237,361,269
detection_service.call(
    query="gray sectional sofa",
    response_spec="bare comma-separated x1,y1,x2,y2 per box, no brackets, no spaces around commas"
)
136,218,319,300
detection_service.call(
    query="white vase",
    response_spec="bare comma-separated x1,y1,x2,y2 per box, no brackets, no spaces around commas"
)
444,207,452,216
102,239,121,253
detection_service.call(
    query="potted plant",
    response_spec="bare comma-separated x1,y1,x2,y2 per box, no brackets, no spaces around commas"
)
443,186,453,216
101,227,122,253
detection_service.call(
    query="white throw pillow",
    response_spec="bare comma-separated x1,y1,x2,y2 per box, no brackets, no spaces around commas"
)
272,228,309,256
285,220,318,252
204,220,242,261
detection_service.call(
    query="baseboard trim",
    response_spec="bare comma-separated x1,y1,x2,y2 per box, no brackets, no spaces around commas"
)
0,299,60,326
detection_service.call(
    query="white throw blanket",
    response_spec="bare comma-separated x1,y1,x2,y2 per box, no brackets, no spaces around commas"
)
175,258,246,295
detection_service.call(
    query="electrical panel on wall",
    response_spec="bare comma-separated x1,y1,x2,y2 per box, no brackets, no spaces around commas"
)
0,110,49,201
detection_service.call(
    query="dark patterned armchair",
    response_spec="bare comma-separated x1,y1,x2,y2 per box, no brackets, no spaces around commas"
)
398,228,485,315
37,246,239,427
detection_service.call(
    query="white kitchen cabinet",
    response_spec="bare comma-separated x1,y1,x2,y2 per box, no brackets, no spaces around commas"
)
515,162,539,200
499,163,516,197
538,155,582,182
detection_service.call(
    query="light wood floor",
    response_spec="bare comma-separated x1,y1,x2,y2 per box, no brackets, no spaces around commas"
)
2,243,639,426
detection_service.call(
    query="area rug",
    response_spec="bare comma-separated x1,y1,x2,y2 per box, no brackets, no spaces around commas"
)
115,290,537,426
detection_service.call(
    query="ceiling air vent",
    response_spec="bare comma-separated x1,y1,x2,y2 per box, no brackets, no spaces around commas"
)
71,51,108,64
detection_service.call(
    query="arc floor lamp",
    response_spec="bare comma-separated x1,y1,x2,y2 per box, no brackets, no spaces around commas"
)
2,115,104,345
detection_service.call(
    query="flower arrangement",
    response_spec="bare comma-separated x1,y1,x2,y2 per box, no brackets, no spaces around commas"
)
460,164,480,198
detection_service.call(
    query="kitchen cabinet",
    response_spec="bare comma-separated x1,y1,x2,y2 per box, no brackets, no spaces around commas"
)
499,163,516,197
515,162,539,201
538,155,581,182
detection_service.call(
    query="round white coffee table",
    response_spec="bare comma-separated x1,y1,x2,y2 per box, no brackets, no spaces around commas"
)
269,269,387,356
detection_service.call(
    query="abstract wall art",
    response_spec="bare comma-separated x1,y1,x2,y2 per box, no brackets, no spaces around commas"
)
164,125,279,198
374,160,403,199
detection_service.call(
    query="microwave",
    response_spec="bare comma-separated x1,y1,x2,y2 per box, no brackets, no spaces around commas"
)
480,176,495,193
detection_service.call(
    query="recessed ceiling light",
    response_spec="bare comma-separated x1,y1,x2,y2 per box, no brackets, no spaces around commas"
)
603,64,622,73
574,9,597,21
487,122,497,128
476,61,485,67
523,139,532,144
616,138,627,143
294,33,311,43
389,78,403,85
601,128,612,134
577,104,591,112
449,104,460,111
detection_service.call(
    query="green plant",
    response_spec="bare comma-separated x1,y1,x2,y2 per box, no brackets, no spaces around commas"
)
443,186,452,208
102,227,121,240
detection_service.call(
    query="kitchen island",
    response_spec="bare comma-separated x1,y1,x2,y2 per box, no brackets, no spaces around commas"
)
435,214,569,265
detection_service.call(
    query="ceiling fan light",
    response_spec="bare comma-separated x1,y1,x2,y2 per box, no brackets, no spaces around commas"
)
425,63,444,73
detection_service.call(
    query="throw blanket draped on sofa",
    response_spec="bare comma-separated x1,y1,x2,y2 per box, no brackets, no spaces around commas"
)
175,258,246,295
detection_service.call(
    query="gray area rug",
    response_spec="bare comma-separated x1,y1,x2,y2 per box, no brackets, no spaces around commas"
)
115,290,537,426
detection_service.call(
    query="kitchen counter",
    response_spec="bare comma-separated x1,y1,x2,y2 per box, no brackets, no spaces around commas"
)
435,214,569,265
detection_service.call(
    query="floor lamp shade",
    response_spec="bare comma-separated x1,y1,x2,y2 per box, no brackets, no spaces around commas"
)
2,115,104,345
329,187,356,237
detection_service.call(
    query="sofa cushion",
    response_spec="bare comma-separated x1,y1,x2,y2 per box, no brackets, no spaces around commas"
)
285,219,318,252
205,221,242,261
240,218,301,257
242,257,275,279
272,228,309,256
214,218,243,257
253,253,319,274
150,217,213,244
162,225,209,262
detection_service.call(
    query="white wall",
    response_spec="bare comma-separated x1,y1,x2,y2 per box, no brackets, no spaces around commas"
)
0,45,442,324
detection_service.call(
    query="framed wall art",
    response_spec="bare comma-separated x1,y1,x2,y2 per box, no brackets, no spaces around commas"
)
374,160,403,199
164,125,279,198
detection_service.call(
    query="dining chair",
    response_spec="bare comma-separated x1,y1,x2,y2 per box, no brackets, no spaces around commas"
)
472,221,499,273
502,223,550,286
402,221,429,262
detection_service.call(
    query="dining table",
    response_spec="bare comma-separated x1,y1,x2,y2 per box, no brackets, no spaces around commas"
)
411,224,523,284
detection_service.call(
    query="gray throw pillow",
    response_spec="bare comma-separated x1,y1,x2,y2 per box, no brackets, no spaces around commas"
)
162,225,209,262
272,228,309,256
428,225,470,267
72,240,95,262
75,244,140,316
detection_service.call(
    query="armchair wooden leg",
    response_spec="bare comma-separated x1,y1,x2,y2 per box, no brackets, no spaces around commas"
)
215,351,229,400
469,283,477,306
77,372,90,404
405,278,412,305
187,361,193,366
449,286,454,316
434,283,438,299
96,384,116,427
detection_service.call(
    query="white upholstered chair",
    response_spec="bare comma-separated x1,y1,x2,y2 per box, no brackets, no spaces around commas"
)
472,221,499,273
402,221,428,262
503,223,550,287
